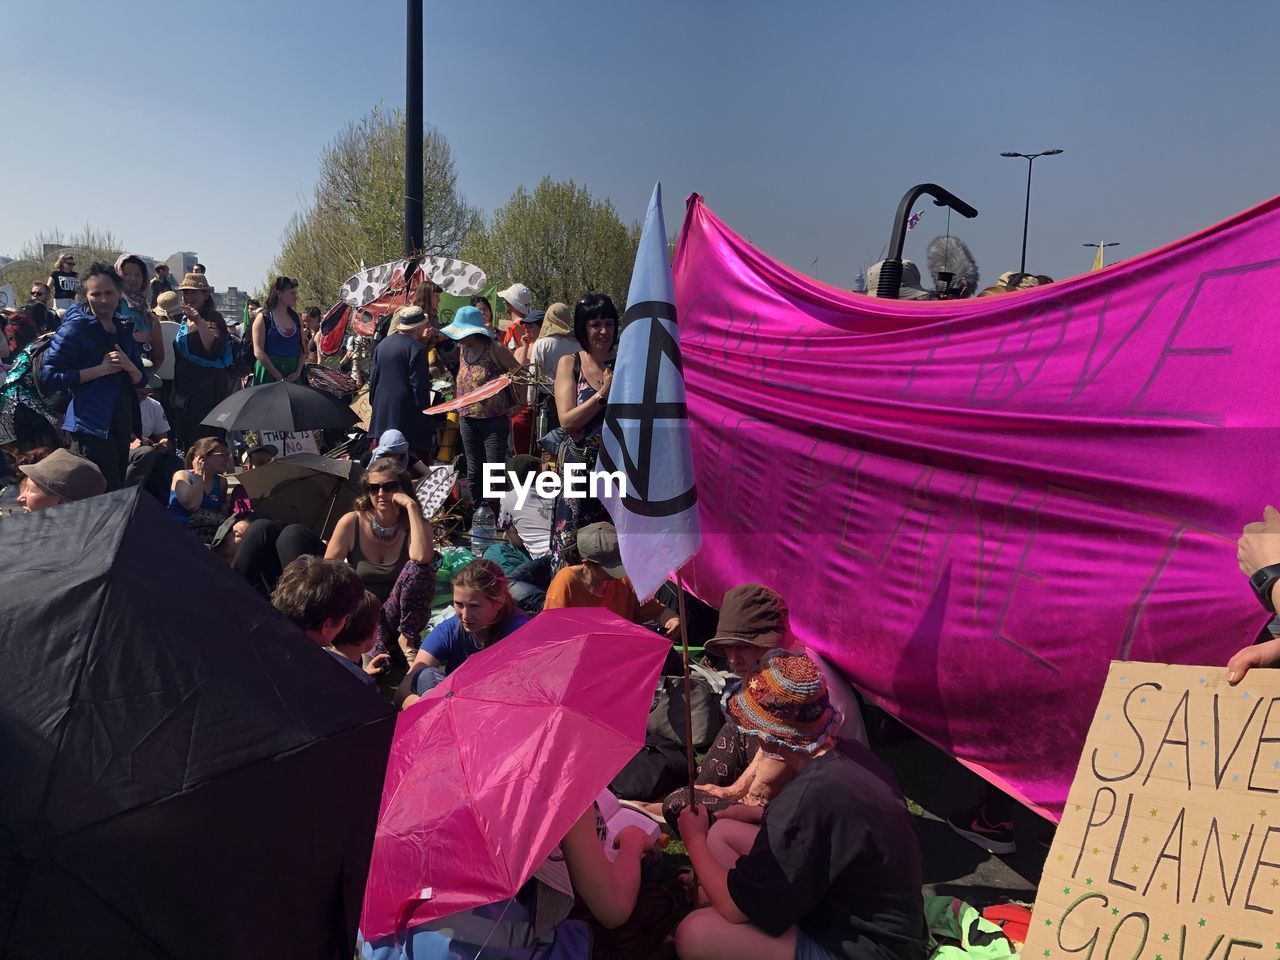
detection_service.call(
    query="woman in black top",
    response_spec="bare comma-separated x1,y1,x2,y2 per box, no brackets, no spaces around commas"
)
170,272,233,449
47,253,79,311
676,651,925,960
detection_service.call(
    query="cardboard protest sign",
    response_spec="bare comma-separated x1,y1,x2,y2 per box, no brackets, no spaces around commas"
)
1025,662,1280,960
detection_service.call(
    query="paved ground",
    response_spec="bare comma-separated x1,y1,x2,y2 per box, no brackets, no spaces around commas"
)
875,716,1049,907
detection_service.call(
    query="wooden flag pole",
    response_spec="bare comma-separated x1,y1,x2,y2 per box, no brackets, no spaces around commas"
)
675,577,697,797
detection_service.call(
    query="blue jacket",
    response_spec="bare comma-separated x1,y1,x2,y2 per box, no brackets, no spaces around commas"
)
42,302,144,439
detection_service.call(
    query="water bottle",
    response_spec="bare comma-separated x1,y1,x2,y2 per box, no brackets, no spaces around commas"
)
470,503,497,557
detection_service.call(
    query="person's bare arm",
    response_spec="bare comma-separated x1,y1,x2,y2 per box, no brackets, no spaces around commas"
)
324,512,358,561
555,353,609,435
678,805,750,923
563,807,648,929
393,492,434,564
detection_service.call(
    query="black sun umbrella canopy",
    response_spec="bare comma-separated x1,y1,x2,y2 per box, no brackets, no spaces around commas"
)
201,379,359,433
0,489,394,959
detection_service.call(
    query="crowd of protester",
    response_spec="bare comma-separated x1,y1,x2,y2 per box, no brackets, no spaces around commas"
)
3,254,1277,960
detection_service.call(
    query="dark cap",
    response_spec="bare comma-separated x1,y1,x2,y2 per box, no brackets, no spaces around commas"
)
577,521,625,579
705,583,788,651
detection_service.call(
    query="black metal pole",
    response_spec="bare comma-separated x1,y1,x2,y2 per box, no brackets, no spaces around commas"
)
404,0,424,257
876,184,978,299
1019,158,1033,273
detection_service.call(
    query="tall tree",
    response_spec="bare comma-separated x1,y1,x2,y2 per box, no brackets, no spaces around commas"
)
267,104,480,307
460,177,640,311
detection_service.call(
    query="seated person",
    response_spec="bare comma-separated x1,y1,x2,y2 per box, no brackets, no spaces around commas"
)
326,589,390,689
270,555,366,647
675,650,925,960
494,453,555,612
396,559,530,708
16,448,107,512
657,584,786,830
325,459,437,685
368,427,430,480
124,374,180,503
167,437,231,543
228,441,277,514
213,513,325,598
363,794,675,960
543,521,679,634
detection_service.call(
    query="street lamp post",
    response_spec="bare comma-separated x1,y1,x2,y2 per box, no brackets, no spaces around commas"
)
1084,241,1119,269
1000,149,1063,273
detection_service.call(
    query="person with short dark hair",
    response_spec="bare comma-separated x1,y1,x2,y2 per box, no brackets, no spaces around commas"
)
23,283,57,334
302,305,323,364
271,554,365,646
327,590,391,688
148,262,174,308
40,261,145,490
192,262,206,275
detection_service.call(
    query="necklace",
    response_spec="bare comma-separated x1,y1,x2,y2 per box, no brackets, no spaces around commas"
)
369,512,402,542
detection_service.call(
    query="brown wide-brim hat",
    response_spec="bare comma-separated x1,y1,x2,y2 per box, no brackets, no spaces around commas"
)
705,583,788,651
177,272,213,293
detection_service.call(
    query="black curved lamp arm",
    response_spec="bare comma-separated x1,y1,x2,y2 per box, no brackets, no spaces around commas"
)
875,184,979,299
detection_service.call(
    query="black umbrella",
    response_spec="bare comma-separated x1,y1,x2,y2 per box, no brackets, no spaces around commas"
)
0,489,394,959
201,379,358,433
236,453,363,538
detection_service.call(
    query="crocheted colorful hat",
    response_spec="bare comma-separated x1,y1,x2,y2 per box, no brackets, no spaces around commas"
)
726,649,842,754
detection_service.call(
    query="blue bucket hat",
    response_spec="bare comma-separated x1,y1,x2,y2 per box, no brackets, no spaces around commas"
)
372,429,410,459
439,305,494,341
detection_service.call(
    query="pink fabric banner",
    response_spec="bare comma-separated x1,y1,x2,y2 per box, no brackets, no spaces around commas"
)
673,192,1280,819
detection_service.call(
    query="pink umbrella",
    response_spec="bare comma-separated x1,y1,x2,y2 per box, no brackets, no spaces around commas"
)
359,608,671,942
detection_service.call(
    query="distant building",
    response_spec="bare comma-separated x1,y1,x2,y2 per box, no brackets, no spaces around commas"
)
215,286,248,326
164,251,198,277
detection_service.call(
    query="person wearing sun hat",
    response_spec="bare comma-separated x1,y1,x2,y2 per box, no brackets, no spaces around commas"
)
369,306,436,463
439,305,522,505
496,281,533,348
676,648,925,960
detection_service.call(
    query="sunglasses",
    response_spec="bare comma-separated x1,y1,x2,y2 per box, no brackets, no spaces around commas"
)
366,481,401,494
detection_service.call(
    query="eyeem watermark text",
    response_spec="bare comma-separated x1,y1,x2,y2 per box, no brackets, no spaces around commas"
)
482,463,627,509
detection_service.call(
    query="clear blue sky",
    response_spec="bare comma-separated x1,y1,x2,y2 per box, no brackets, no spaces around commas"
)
4,0,1278,295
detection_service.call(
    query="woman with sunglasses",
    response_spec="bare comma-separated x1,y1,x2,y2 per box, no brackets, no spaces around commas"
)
326,458,437,685
251,277,304,385
47,253,79,313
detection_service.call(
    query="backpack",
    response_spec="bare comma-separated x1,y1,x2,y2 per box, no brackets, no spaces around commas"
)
27,333,71,417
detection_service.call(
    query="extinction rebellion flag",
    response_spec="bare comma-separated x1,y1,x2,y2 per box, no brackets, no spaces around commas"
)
596,183,701,601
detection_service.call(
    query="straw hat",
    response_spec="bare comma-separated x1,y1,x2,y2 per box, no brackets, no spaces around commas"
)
389,305,430,333
177,272,213,293
153,290,183,317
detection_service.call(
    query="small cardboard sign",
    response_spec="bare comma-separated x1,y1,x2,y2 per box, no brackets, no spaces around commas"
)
1025,662,1280,960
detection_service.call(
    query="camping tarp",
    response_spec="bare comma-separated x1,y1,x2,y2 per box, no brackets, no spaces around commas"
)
673,192,1280,818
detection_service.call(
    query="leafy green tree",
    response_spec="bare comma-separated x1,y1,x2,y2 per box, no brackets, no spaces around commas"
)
267,104,480,307
461,177,640,311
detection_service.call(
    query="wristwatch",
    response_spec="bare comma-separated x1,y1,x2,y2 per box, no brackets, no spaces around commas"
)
1249,563,1280,613
597,392,607,406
